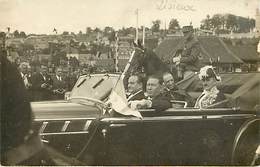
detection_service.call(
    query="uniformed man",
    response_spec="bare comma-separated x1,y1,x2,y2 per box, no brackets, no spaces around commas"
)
194,65,228,109
173,26,202,80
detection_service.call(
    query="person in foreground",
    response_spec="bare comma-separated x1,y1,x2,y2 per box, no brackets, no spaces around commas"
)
1,54,55,165
130,74,171,112
1,54,86,166
194,65,228,109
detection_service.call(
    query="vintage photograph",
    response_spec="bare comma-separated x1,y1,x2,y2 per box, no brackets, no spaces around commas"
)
1,0,260,165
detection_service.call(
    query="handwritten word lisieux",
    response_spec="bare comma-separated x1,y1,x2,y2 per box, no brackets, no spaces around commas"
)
156,0,196,11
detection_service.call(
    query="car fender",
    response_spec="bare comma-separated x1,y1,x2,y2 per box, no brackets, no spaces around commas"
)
231,117,260,165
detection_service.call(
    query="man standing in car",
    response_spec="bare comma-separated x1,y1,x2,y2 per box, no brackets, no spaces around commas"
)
172,26,202,79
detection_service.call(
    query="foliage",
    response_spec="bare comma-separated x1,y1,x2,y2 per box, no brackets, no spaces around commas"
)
19,31,27,38
13,30,20,38
200,13,255,33
151,19,161,33
168,18,180,30
62,31,69,35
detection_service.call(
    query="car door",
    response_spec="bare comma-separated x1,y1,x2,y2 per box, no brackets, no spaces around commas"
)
32,102,102,158
99,108,255,165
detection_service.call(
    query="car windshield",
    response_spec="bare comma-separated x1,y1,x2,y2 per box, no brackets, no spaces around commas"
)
70,74,121,101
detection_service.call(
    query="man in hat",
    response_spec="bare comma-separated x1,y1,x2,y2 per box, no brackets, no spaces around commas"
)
194,65,228,108
173,26,202,80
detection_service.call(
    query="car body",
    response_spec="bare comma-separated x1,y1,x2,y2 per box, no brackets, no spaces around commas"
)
31,73,260,165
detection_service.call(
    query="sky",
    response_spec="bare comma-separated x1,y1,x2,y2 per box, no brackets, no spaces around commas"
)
0,0,259,34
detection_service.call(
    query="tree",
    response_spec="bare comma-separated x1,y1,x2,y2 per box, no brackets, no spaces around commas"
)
104,26,114,35
249,18,255,30
211,14,222,30
200,14,211,30
0,32,6,38
93,27,101,33
86,27,92,34
151,20,161,33
168,18,180,30
62,31,69,35
78,30,83,35
13,30,19,38
19,31,26,38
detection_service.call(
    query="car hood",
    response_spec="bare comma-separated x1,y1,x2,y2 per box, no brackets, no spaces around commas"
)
31,100,101,120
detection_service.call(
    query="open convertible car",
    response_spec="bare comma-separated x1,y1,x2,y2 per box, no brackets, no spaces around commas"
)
31,73,260,166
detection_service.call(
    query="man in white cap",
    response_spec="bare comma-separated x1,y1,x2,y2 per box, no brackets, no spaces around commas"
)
194,65,227,108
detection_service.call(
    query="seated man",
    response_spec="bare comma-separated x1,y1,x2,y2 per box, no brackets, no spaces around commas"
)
126,74,145,102
194,65,227,109
130,74,171,112
162,72,194,107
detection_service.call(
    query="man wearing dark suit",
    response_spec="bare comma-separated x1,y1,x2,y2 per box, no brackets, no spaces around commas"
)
130,75,171,112
162,72,194,107
127,74,145,102
51,67,67,100
18,62,32,89
31,64,53,101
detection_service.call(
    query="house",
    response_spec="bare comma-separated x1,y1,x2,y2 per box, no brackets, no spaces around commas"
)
155,36,244,73
222,38,260,72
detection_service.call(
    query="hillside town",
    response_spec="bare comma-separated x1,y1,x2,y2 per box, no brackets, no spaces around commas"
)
1,10,260,75
1,1,260,166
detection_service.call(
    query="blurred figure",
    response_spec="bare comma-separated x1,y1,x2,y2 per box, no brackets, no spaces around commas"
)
127,74,145,102
1,54,55,165
65,68,81,91
194,65,228,108
18,62,32,89
51,67,67,100
31,64,53,101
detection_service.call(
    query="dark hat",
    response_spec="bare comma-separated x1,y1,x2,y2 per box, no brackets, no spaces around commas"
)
182,26,193,33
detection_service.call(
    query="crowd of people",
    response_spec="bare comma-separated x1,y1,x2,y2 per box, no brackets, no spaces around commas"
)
18,62,86,101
